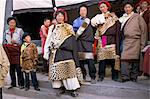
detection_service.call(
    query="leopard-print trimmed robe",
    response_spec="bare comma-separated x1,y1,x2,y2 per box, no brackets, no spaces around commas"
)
44,23,80,81
44,23,80,90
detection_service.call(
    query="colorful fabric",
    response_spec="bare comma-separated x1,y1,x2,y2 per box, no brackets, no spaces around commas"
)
3,44,21,64
73,17,85,32
39,25,49,55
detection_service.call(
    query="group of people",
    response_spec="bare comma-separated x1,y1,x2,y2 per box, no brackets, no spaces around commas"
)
3,16,41,92
0,0,149,98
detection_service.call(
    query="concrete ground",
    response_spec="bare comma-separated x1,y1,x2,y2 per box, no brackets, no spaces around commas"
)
3,65,150,99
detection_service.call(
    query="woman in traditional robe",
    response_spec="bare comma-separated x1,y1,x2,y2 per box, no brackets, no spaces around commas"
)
44,9,81,97
91,0,121,82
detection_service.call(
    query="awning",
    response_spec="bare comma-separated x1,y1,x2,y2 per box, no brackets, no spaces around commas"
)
13,0,89,11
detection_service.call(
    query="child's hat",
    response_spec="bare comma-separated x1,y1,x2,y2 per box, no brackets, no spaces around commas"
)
22,33,30,40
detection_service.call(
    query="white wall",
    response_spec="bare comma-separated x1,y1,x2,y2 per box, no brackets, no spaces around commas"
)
0,0,6,44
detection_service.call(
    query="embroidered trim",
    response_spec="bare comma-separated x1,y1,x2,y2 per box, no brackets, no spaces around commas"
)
78,52,94,60
97,44,120,71
95,13,118,38
76,18,90,39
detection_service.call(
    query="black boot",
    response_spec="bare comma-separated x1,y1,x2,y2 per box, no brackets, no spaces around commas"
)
56,87,66,96
131,78,137,82
18,86,24,89
8,85,16,89
98,76,104,82
34,86,40,91
117,78,130,83
69,90,78,97
25,87,30,91
112,70,119,81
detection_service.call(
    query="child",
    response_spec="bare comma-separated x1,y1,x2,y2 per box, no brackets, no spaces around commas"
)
20,34,40,91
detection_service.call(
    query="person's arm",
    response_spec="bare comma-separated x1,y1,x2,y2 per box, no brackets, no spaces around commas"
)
0,45,10,80
91,14,106,27
72,36,80,68
76,18,90,39
12,28,24,44
43,25,54,60
115,21,121,55
139,16,147,50
72,19,79,32
3,31,7,44
20,29,24,44
41,25,48,38
33,44,38,65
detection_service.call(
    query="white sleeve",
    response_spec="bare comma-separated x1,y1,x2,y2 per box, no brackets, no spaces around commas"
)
43,25,53,60
91,14,106,27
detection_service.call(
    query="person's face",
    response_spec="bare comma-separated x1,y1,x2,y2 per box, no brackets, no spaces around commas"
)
52,19,57,25
56,13,65,24
24,35,31,43
124,4,133,14
141,1,148,10
99,3,109,13
79,6,87,18
44,20,51,27
9,20,16,29
136,6,141,13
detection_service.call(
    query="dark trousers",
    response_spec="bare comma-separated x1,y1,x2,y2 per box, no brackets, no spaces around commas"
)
43,58,48,73
80,59,96,79
10,64,24,87
0,88,2,99
99,59,118,80
121,61,139,80
25,71,38,88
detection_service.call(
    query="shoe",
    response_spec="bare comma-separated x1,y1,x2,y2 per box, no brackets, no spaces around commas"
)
118,79,130,83
34,87,40,91
25,87,30,91
112,78,119,82
19,86,24,89
8,85,16,89
91,79,96,84
98,77,104,82
131,78,137,82
56,88,66,96
70,91,78,97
